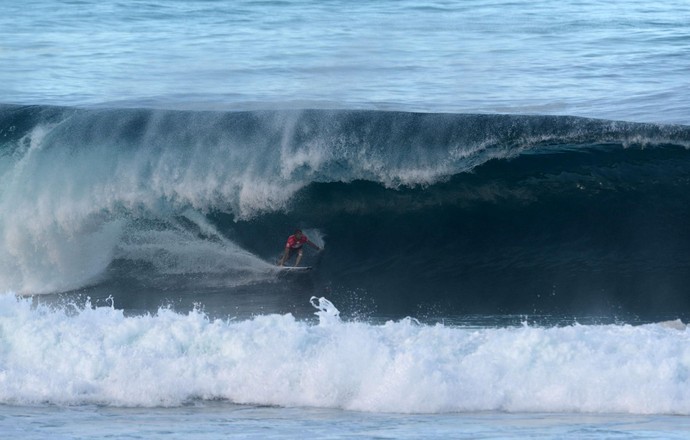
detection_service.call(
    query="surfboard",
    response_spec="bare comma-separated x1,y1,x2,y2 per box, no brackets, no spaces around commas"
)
277,266,312,272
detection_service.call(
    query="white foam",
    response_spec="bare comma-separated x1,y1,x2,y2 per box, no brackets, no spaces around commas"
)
1,293,690,414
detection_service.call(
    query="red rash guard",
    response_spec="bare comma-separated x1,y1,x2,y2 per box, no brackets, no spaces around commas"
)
286,234,308,249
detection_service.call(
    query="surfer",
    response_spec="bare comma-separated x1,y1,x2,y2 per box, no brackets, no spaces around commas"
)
278,229,321,267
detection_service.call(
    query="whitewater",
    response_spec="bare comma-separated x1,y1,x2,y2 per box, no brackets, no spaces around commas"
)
3,294,690,438
2,293,690,414
2,0,690,438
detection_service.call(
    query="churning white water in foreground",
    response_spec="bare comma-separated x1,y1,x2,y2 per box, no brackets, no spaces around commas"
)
1,293,690,415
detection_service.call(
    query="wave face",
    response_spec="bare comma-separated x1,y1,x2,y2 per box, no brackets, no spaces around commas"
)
2,104,690,318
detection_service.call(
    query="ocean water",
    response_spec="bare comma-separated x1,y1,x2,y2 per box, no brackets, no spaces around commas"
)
2,0,690,438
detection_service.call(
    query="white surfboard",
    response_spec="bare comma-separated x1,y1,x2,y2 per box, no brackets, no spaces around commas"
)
277,266,312,272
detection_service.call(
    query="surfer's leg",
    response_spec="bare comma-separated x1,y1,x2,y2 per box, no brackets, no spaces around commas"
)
278,248,290,266
294,249,304,267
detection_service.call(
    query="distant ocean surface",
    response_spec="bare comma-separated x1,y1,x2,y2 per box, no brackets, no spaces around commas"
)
2,0,690,438
3,0,690,123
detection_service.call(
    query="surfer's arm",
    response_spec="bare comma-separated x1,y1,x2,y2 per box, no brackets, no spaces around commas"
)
306,240,321,251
